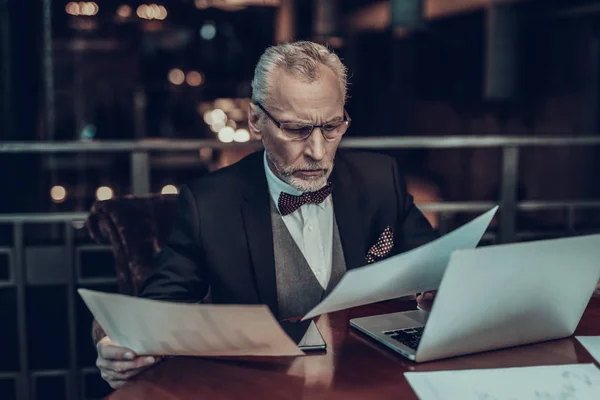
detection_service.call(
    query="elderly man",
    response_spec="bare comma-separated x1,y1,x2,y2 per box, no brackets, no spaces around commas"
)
95,41,437,389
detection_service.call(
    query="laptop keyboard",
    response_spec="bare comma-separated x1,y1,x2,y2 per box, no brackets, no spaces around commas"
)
384,326,424,350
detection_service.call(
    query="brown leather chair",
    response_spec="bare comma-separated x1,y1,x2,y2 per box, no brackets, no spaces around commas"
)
85,194,179,343
86,194,179,296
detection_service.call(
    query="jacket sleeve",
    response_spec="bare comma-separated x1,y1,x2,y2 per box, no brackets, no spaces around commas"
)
390,159,438,253
138,184,210,303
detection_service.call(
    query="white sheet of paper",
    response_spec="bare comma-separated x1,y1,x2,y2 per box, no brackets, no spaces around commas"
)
577,336,600,364
302,206,498,320
78,289,304,357
298,321,324,348
405,364,600,400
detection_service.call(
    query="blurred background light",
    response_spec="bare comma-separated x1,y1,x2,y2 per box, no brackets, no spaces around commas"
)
210,121,226,133
217,126,235,143
96,186,114,201
211,109,227,124
195,0,209,9
65,2,79,15
66,2,99,16
214,98,235,112
72,221,86,229
136,4,166,20
161,184,179,195
203,110,215,125
136,4,148,18
50,185,67,203
186,71,204,87
116,4,132,19
233,129,250,143
200,22,217,40
168,68,185,85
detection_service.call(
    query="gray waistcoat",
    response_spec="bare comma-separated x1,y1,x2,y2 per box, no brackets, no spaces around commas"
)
270,200,347,319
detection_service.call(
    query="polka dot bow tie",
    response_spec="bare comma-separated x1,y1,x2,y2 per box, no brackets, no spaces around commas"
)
278,182,333,216
365,226,394,264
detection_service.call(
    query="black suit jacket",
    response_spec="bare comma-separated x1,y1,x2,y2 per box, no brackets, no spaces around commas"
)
139,150,436,317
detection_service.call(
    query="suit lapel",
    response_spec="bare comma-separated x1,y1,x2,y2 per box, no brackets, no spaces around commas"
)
330,154,366,271
240,151,278,317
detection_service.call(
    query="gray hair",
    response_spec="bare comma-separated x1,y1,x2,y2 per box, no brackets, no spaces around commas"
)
251,41,348,107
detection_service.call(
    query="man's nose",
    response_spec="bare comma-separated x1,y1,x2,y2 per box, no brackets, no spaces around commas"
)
304,128,326,161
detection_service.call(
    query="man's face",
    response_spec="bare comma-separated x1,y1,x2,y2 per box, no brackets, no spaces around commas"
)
249,65,344,192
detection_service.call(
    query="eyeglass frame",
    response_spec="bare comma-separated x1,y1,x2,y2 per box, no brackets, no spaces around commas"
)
254,101,351,141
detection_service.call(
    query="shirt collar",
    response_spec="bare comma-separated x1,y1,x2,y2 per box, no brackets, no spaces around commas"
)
263,151,328,214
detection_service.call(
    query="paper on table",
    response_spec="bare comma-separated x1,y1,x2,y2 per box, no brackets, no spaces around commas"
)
302,206,497,320
78,289,304,357
404,364,600,400
577,336,600,364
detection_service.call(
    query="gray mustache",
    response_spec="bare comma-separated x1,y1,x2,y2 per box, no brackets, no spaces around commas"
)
287,164,331,172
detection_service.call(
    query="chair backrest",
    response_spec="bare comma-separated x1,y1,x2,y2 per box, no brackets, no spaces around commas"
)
86,194,178,295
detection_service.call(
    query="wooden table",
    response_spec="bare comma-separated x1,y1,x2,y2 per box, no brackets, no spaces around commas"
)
108,298,600,399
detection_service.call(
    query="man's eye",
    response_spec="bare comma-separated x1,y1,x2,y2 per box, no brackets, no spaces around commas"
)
286,126,312,134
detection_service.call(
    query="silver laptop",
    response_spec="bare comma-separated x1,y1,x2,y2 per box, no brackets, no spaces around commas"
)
350,233,600,362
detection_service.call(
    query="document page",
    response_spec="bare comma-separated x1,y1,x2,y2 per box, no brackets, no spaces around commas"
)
577,336,600,364
405,364,600,400
78,289,304,357
302,206,497,320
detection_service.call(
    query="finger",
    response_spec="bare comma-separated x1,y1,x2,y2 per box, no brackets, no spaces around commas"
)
417,295,434,305
102,367,145,381
110,379,128,390
416,297,433,312
101,370,125,388
97,343,136,361
97,356,158,374
101,362,155,381
119,363,154,380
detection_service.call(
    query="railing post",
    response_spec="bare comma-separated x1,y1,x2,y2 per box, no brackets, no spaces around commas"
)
65,222,78,400
14,222,29,400
133,88,147,140
42,0,55,141
130,151,150,195
500,146,519,243
1,0,12,140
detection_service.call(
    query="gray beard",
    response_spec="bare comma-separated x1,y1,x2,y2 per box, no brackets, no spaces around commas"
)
266,151,332,193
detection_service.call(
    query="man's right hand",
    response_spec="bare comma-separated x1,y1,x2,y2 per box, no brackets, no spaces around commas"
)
96,336,159,389
416,291,436,312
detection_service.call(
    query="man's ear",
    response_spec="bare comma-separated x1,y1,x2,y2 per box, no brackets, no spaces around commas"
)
248,102,262,140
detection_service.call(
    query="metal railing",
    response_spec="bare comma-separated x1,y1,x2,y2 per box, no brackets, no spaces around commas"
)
0,217,114,400
2,135,600,241
1,135,600,400
3,135,600,152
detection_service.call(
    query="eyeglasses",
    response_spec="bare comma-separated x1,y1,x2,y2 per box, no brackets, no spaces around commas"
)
254,102,351,141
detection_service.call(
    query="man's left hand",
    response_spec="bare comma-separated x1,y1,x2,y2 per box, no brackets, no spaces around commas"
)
416,291,436,312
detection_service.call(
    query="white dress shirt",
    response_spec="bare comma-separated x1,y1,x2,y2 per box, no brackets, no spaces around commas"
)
264,152,333,289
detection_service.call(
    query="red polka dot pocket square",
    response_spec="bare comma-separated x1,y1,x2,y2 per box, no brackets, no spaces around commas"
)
365,226,394,264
